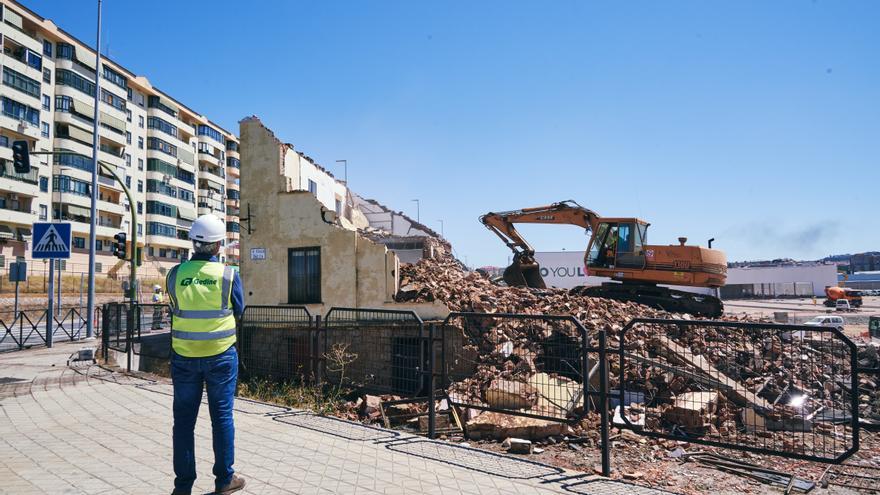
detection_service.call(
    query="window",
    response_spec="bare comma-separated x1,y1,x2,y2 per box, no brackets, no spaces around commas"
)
176,167,195,184
146,179,176,198
288,247,321,304
126,109,132,122
147,95,176,117
0,136,7,148
226,222,240,233
137,179,143,193
26,50,41,71
227,157,240,169
138,158,144,171
146,157,177,175
138,115,144,128
147,137,175,156
147,221,176,238
53,175,92,196
227,189,240,200
43,68,51,83
137,223,143,236
56,42,74,60
42,94,50,110
1,97,40,126
137,201,143,214
73,237,86,249
39,204,47,221
138,137,144,150
226,140,239,152
100,88,126,111
125,131,131,145
127,87,132,102
308,179,317,195
96,239,103,251
335,199,342,216
41,122,49,137
146,200,177,218
147,116,178,139
43,39,52,57
3,67,41,98
159,248,168,258
39,176,48,192
56,69,95,97
197,124,223,143
125,153,131,167
54,152,93,173
102,66,127,90
54,95,73,113
95,262,102,273
125,175,131,188
178,188,194,202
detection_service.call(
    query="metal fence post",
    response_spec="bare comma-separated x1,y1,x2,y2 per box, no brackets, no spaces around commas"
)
18,310,23,351
598,328,610,477
316,314,325,382
427,322,436,439
126,304,133,372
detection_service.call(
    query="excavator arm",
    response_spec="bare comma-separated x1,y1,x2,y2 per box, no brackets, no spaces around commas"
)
479,200,601,287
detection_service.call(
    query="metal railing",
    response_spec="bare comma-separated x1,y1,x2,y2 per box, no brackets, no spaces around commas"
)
0,308,89,352
617,318,860,464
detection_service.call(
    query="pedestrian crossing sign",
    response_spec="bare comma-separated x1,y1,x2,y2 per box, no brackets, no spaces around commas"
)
32,222,71,259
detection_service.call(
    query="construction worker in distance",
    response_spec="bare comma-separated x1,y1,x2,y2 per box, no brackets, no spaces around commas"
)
166,214,245,495
152,285,165,330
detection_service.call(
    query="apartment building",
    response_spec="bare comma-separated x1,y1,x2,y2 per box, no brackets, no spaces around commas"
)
0,0,241,278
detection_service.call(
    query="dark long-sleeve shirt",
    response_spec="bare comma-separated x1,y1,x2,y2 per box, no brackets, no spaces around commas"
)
188,254,245,318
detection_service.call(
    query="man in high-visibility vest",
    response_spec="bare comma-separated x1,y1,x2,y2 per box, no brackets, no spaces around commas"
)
167,214,245,495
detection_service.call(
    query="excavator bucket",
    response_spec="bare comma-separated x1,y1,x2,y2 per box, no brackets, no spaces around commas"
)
502,256,546,288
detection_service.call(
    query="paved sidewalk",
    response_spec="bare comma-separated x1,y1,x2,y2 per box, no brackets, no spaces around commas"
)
0,342,669,494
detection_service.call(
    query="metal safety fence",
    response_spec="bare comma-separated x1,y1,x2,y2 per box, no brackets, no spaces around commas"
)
96,303,878,472
440,312,595,423
0,308,89,353
238,305,314,380
617,318,860,464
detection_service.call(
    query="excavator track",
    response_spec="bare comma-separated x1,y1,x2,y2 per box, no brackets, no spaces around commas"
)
570,282,724,318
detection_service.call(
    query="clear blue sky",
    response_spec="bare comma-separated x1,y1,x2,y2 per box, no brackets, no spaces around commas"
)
30,0,879,267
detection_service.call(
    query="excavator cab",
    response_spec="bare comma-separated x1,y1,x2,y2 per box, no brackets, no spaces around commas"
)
586,220,648,270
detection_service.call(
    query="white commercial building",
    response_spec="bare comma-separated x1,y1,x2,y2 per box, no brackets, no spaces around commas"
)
534,251,837,298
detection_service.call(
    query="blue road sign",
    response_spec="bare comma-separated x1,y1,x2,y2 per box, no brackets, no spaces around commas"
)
32,222,72,259
9,261,27,282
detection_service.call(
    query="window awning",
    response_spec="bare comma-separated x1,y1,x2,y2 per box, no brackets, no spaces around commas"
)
177,148,195,167
100,111,126,133
204,175,224,190
4,9,23,29
65,204,92,218
71,99,95,118
74,48,97,71
0,225,14,239
178,207,197,221
66,124,94,144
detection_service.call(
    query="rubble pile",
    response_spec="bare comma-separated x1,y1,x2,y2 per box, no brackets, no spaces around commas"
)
393,253,879,449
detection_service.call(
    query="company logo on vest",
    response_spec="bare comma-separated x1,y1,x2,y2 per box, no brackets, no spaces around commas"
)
180,277,219,287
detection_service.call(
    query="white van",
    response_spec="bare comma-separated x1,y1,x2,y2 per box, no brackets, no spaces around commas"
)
804,315,845,331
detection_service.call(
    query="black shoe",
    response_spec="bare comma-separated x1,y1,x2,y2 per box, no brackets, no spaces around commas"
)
170,490,191,495
215,474,246,494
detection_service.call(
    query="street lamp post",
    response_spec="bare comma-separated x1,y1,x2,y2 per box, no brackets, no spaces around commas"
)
335,159,347,184
411,199,420,223
85,0,104,339
437,219,444,238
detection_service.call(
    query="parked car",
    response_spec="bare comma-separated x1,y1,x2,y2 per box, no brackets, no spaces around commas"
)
803,315,846,332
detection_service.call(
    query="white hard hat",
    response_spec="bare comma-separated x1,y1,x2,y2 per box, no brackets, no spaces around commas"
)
190,215,226,243
153,284,162,290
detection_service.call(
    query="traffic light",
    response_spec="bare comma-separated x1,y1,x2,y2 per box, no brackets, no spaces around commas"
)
113,232,127,260
12,140,30,174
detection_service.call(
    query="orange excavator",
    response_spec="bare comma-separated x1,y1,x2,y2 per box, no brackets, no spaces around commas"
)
480,200,728,317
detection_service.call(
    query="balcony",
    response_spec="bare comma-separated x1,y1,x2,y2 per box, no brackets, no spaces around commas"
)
0,204,36,226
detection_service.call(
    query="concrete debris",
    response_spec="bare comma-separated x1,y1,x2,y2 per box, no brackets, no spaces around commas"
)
467,411,567,440
506,438,533,454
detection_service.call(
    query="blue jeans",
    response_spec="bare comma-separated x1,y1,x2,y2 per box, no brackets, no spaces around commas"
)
171,345,238,492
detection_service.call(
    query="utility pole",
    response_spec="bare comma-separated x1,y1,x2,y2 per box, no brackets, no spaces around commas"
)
437,219,444,238
85,0,103,339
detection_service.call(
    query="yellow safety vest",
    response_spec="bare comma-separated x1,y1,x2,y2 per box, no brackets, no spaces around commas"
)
166,261,236,357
